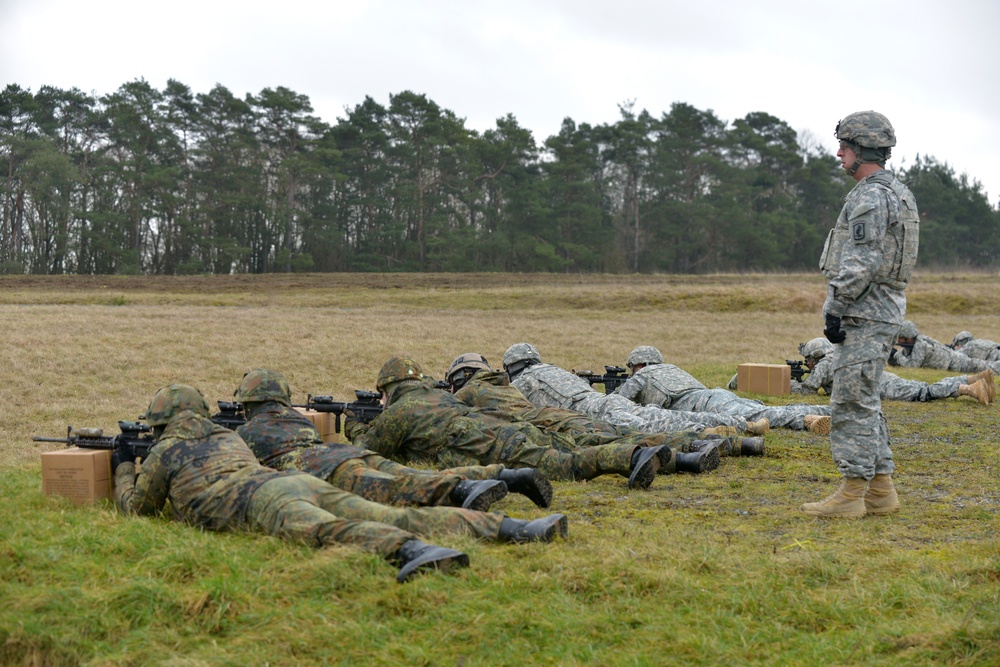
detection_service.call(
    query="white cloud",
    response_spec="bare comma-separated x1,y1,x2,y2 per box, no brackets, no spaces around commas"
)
2,0,998,200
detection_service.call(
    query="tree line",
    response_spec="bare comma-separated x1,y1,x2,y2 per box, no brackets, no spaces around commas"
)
2,80,998,275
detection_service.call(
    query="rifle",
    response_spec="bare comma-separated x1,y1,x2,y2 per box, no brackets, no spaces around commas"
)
211,400,247,430
292,390,384,434
573,365,630,394
33,420,157,462
785,360,809,382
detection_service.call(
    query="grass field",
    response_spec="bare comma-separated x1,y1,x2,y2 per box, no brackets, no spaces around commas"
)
1,272,998,666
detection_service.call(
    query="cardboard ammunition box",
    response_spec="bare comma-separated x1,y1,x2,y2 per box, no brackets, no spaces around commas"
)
40,447,112,504
294,408,345,443
736,363,791,396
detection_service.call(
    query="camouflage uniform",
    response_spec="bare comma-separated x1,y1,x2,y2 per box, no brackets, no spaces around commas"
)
819,167,917,480
616,363,830,430
951,332,1000,362
349,378,642,482
454,369,699,452
116,409,412,556
237,401,503,507
509,363,748,433
893,333,1000,374
796,356,973,403
115,409,505,545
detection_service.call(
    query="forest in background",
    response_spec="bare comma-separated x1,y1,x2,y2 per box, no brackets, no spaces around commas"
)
2,80,998,275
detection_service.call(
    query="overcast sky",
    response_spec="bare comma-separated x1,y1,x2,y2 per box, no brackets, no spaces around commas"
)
3,0,998,203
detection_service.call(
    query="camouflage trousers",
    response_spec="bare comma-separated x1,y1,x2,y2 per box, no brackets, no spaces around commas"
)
328,452,504,507
670,388,831,430
435,432,639,482
526,406,699,451
247,473,504,552
575,393,747,434
882,375,962,402
947,355,999,374
830,319,896,480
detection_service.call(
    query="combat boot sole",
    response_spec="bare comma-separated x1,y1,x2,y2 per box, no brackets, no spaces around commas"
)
627,446,660,490
462,481,509,512
804,415,831,435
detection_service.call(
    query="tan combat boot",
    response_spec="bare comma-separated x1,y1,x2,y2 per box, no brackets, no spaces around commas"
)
803,415,832,434
700,425,739,437
799,477,867,518
746,418,770,435
965,370,995,404
864,474,900,515
958,379,991,405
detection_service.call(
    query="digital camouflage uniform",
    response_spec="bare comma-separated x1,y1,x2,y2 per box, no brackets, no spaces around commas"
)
892,333,1000,374
349,378,643,482
951,332,1000,363
115,409,505,545
795,355,982,403
509,363,749,433
454,369,700,453
818,167,917,480
237,401,504,507
616,363,830,430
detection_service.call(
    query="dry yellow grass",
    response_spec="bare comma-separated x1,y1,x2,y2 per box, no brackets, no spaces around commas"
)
2,272,998,665
5,271,999,468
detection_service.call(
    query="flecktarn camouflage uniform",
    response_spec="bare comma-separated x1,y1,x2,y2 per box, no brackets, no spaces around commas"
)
349,378,643,482
238,401,503,507
114,409,421,556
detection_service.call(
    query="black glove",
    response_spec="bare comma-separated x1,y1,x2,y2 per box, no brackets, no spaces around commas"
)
111,444,133,471
888,348,899,366
823,313,846,344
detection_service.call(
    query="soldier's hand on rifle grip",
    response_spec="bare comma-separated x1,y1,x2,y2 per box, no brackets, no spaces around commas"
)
823,313,846,344
111,444,132,471
343,409,361,440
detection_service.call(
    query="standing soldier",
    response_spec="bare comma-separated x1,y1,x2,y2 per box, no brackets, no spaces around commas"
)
233,368,555,511
801,110,919,518
114,384,470,583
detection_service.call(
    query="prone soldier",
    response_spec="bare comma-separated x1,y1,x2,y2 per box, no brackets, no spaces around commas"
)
348,357,671,490
113,384,471,583
233,368,556,513
615,345,831,434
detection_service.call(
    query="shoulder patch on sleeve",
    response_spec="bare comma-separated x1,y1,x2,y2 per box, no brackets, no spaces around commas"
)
852,220,867,242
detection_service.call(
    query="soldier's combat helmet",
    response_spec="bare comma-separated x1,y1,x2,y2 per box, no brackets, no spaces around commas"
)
835,110,895,173
502,343,542,381
376,357,424,394
235,369,292,406
446,352,492,389
144,384,211,427
626,345,664,369
952,331,974,347
898,320,919,339
502,343,541,368
799,338,834,361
